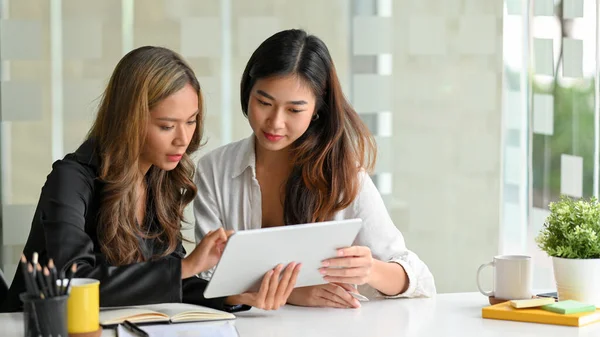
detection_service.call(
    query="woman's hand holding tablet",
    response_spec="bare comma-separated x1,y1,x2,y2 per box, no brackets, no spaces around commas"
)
319,246,374,285
225,262,302,310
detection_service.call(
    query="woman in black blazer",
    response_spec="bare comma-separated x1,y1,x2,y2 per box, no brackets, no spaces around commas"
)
1,46,299,312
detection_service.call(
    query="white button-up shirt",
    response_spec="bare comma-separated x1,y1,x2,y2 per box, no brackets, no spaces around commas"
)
194,136,436,298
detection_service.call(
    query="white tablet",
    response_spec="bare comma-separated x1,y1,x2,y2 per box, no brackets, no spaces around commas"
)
203,218,362,299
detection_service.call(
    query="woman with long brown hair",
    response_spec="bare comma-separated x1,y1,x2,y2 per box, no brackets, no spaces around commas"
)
194,29,436,309
1,46,297,312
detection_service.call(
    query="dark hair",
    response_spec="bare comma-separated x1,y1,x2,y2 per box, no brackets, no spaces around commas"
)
88,46,203,265
240,29,376,225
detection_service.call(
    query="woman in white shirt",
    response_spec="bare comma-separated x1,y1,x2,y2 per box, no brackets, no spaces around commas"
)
194,29,436,309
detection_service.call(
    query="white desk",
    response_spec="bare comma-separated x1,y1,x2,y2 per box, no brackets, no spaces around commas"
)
2,292,599,336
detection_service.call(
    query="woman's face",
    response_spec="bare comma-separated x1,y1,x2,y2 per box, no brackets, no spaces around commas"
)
247,75,316,154
140,83,199,173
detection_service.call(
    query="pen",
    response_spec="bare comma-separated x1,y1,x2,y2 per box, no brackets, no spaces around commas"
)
123,320,149,337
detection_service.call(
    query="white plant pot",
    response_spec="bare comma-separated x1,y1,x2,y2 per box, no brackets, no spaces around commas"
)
552,257,600,307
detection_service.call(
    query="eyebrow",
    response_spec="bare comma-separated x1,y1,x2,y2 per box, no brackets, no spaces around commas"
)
156,110,199,122
256,90,308,105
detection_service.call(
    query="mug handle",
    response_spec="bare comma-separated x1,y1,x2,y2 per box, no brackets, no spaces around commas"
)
476,261,495,297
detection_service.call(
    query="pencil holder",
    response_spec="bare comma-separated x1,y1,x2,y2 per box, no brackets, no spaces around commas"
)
20,292,68,337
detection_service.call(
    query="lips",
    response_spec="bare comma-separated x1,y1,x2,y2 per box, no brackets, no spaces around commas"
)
263,131,284,142
166,154,183,162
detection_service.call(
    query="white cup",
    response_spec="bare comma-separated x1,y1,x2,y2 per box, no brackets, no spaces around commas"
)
476,255,532,300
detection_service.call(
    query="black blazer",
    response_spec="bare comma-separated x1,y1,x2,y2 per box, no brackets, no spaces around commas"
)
1,140,248,313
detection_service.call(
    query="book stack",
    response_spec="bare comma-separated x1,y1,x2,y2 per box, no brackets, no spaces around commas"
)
482,298,600,327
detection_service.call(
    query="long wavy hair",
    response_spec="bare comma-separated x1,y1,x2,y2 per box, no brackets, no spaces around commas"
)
240,29,376,225
88,46,203,265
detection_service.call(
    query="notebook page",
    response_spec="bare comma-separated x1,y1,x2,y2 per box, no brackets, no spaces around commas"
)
140,302,235,321
100,308,169,325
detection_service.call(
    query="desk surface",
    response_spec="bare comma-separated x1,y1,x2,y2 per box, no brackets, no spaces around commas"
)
2,292,599,336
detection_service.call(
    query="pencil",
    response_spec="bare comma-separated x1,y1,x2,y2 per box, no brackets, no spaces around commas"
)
48,259,58,297
27,263,41,298
43,267,55,297
64,264,77,295
21,255,39,296
20,255,30,293
59,269,65,295
35,264,48,299
31,252,39,281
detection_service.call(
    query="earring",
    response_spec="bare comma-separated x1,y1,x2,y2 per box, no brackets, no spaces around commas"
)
312,113,320,121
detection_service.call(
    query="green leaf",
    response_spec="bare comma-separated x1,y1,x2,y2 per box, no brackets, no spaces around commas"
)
536,196,600,259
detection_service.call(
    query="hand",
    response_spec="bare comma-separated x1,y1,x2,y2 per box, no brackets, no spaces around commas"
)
226,262,301,310
181,228,234,279
320,246,374,285
287,283,361,308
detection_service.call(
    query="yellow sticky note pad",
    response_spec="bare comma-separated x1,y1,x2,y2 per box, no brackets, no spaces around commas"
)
510,297,556,309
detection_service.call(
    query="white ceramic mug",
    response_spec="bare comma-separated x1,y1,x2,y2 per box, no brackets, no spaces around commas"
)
476,255,532,300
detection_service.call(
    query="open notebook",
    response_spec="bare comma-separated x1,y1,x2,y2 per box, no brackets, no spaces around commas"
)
100,303,235,325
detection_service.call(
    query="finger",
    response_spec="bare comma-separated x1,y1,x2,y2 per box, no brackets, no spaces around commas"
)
324,276,369,286
334,282,358,293
284,263,302,298
255,269,273,308
224,230,235,238
321,257,371,268
213,227,228,241
316,295,349,309
210,230,231,250
274,263,296,305
320,267,369,278
204,227,226,243
198,231,215,246
319,286,356,308
265,264,283,309
335,246,370,257
216,242,227,255
324,283,360,308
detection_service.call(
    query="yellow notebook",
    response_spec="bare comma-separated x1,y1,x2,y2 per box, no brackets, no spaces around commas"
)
482,301,600,327
100,303,235,325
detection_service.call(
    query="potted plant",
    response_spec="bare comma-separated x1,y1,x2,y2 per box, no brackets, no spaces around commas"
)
536,195,600,306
